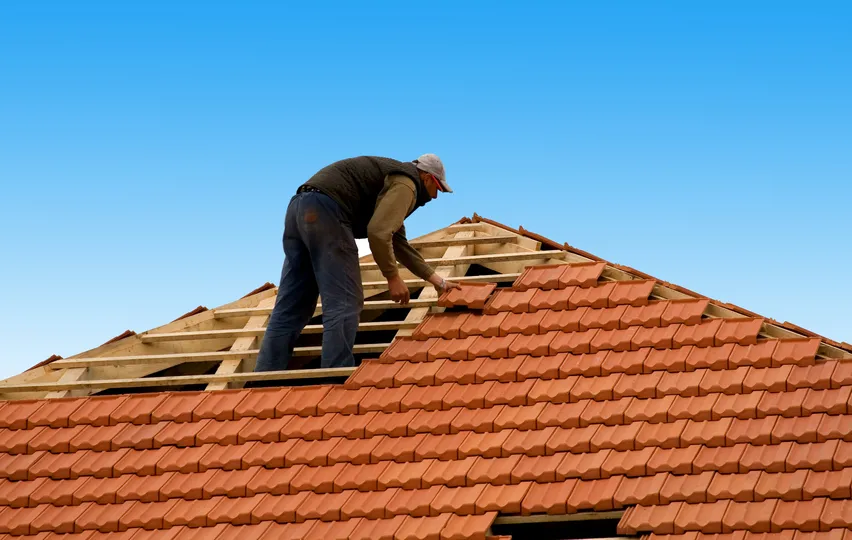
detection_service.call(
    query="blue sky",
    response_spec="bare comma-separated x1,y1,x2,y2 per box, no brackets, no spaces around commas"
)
1,2,850,379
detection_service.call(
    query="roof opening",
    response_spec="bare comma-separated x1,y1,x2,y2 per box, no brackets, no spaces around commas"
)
490,513,623,540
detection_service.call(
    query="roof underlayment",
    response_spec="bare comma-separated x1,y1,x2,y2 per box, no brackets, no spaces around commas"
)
1,214,851,539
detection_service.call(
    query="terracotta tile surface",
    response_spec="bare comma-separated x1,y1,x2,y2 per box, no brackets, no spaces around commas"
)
438,282,496,310
3,252,851,539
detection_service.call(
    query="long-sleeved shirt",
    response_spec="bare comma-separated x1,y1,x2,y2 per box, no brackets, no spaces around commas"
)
367,174,435,281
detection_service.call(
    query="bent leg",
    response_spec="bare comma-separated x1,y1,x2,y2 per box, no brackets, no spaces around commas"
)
254,196,319,372
298,193,363,368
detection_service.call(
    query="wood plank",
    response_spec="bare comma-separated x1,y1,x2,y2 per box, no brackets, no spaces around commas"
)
214,298,439,319
410,234,517,248
0,367,358,393
362,273,520,290
359,250,567,271
205,296,275,391
48,343,390,370
141,321,418,343
44,368,88,399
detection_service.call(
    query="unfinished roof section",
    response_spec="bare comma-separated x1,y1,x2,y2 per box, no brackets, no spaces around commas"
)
0,218,574,400
1,215,849,401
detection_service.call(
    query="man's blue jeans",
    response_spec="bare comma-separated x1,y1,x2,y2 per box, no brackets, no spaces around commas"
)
254,191,363,371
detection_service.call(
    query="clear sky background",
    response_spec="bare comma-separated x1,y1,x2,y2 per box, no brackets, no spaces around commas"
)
1,2,850,380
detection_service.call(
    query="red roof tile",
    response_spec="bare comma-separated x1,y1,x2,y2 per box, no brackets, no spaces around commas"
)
438,282,496,310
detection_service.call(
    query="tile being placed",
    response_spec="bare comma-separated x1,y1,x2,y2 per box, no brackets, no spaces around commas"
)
438,282,496,309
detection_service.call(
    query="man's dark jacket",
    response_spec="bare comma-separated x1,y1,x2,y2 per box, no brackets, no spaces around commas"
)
304,156,430,238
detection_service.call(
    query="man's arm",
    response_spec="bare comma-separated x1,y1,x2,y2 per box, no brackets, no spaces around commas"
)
392,223,435,282
367,175,421,280
367,175,459,304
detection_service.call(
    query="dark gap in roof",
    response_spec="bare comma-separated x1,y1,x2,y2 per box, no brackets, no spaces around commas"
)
245,374,350,389
466,263,500,276
465,263,514,289
491,516,620,540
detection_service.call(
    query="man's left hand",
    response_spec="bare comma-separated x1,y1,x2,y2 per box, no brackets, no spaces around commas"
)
437,279,461,293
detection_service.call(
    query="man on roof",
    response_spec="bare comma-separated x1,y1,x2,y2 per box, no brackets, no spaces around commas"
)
254,154,461,372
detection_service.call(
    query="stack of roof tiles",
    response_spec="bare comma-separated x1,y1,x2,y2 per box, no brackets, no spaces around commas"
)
1,261,851,540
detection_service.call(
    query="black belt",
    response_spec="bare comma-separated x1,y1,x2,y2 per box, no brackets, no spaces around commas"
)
297,185,323,195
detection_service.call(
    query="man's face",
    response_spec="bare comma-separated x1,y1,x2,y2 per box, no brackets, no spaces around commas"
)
424,174,440,199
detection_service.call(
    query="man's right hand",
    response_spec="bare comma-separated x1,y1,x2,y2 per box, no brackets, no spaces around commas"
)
388,275,410,305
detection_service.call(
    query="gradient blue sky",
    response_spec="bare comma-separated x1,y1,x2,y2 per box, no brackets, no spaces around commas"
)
2,2,850,379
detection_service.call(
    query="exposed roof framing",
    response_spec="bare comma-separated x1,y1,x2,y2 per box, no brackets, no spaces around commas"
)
2,214,849,400
0,221,559,400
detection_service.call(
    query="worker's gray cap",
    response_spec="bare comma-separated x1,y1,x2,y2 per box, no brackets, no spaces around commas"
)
414,154,451,193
